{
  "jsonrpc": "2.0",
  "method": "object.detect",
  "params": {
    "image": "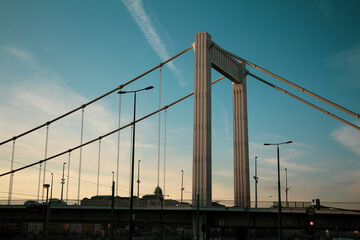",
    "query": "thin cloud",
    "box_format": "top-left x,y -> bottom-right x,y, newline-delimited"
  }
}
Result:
262,185 -> 277,191
121,0 -> 185,86
325,45 -> 360,88
4,45 -> 35,66
0,46 -> 166,200
213,96 -> 231,140
331,123 -> 360,157
261,144 -> 324,173
282,161 -> 324,173
262,156 -> 324,173
0,45 -> 196,201
213,170 -> 232,178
